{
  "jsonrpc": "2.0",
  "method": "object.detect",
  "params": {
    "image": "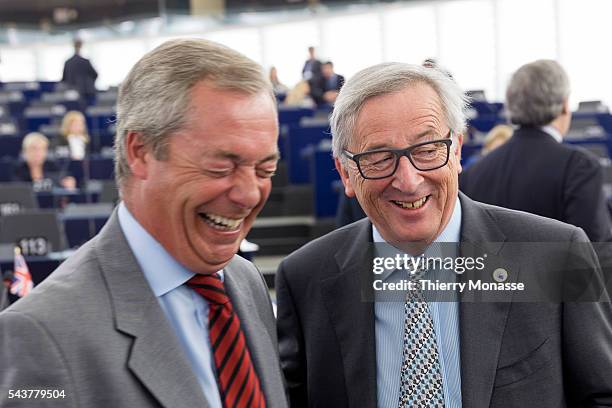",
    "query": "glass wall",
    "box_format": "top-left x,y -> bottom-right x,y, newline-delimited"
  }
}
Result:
0,0 -> 609,107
